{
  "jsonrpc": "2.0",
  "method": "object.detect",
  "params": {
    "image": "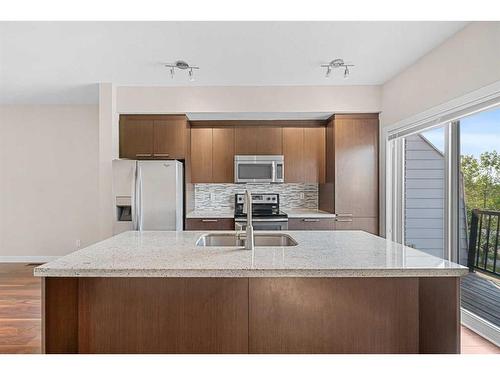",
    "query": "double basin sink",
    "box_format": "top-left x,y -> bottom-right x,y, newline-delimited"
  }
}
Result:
196,233 -> 298,247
